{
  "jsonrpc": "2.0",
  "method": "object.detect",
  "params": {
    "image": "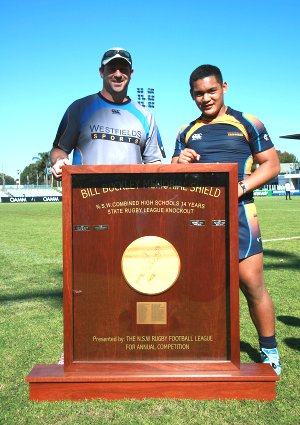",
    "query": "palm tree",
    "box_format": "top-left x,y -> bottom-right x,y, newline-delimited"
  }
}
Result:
32,152 -> 51,185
